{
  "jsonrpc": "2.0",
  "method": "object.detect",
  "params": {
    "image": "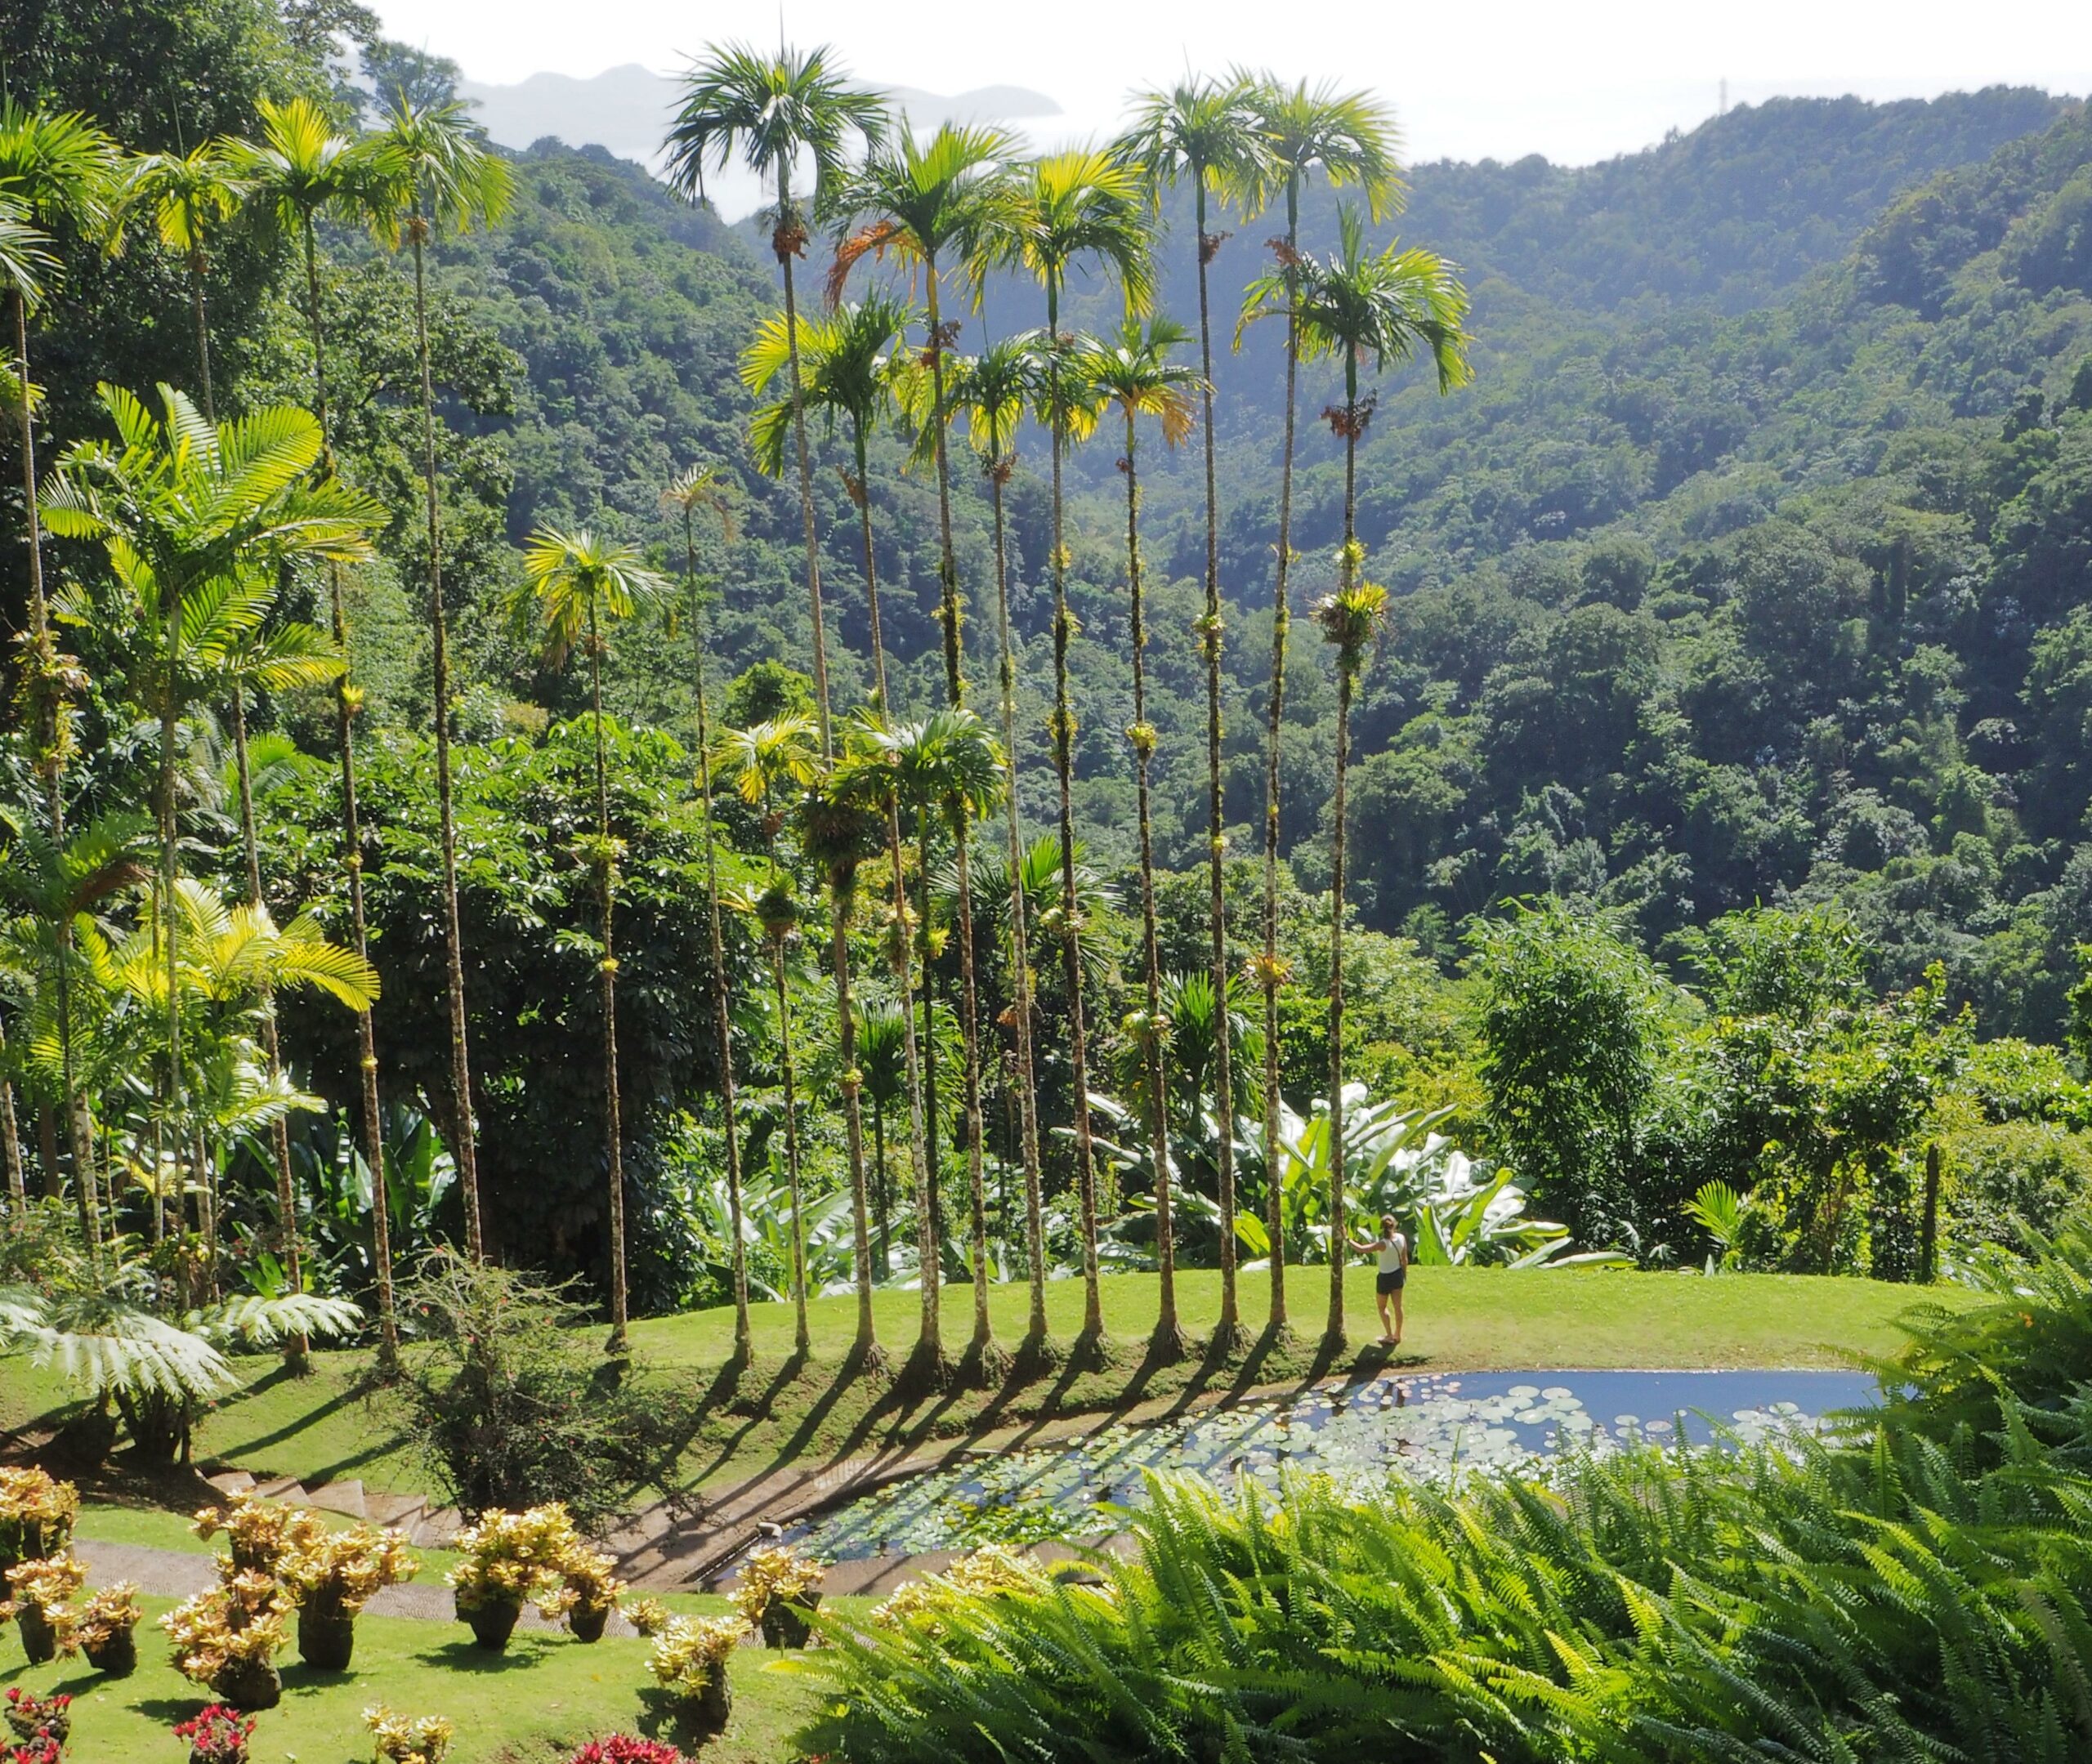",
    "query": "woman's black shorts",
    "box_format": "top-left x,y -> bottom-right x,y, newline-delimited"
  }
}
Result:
1377,1270 -> 1406,1294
